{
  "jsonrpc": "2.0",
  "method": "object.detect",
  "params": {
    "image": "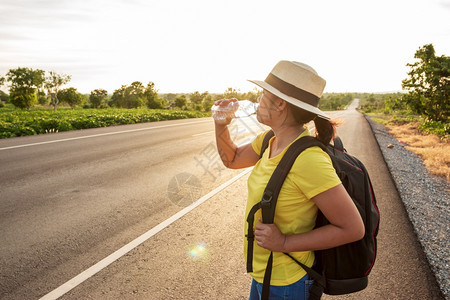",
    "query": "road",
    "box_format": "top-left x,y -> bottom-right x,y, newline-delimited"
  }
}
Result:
0,101 -> 442,299
0,116 -> 262,299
